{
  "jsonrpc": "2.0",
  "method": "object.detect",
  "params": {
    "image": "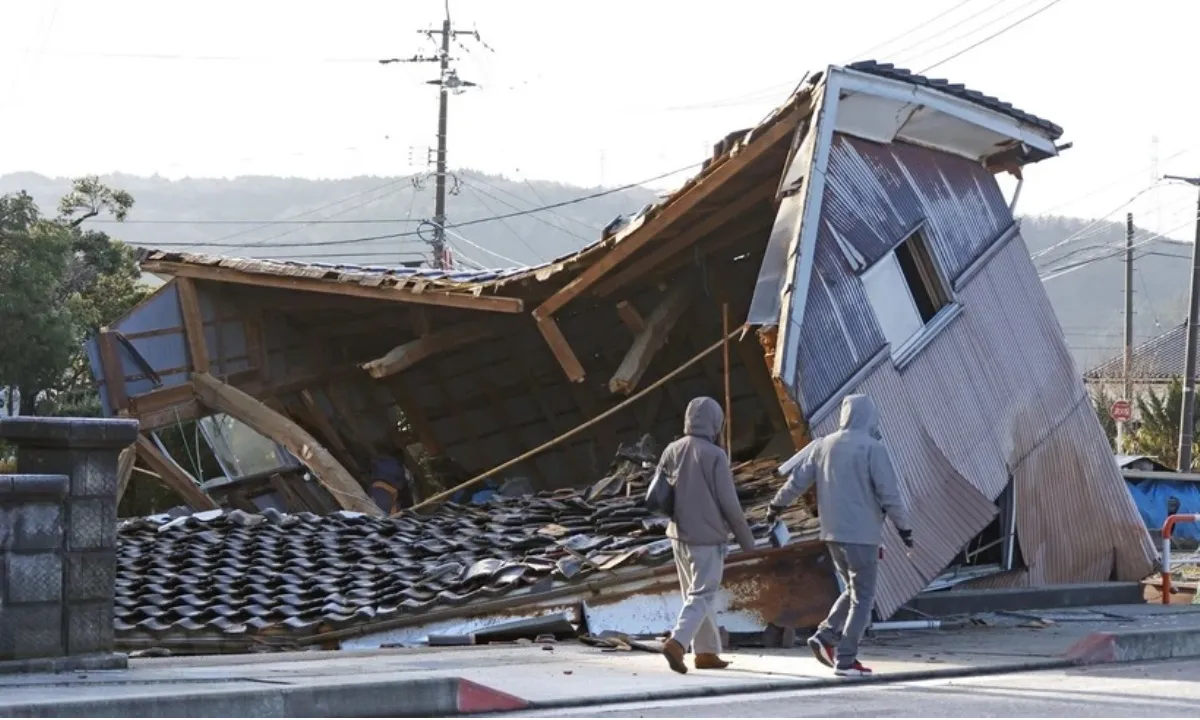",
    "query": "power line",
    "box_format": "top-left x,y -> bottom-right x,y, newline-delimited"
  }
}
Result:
891,0 -> 1042,68
88,217 -> 425,225
463,178 -> 589,242
139,162 -> 702,250
920,0 -> 1068,73
459,183 -> 547,262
